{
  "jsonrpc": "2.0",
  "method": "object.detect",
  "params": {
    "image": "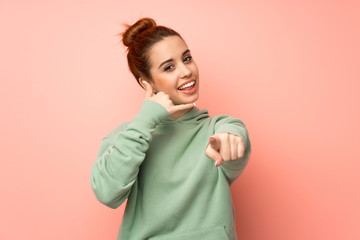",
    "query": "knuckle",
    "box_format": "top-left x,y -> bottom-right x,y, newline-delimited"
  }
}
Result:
205,149 -> 211,156
219,135 -> 225,141
239,148 -> 245,156
229,134 -> 235,141
221,134 -> 229,141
